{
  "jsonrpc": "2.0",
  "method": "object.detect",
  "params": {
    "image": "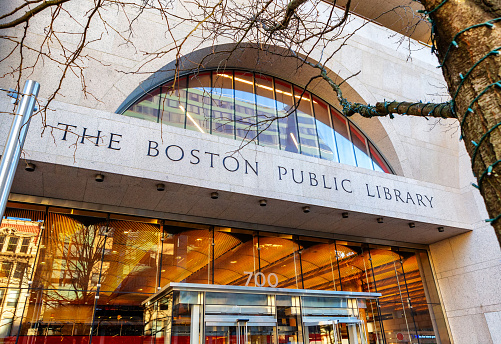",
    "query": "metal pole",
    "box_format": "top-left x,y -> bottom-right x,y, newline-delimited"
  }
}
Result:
0,80 -> 40,224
